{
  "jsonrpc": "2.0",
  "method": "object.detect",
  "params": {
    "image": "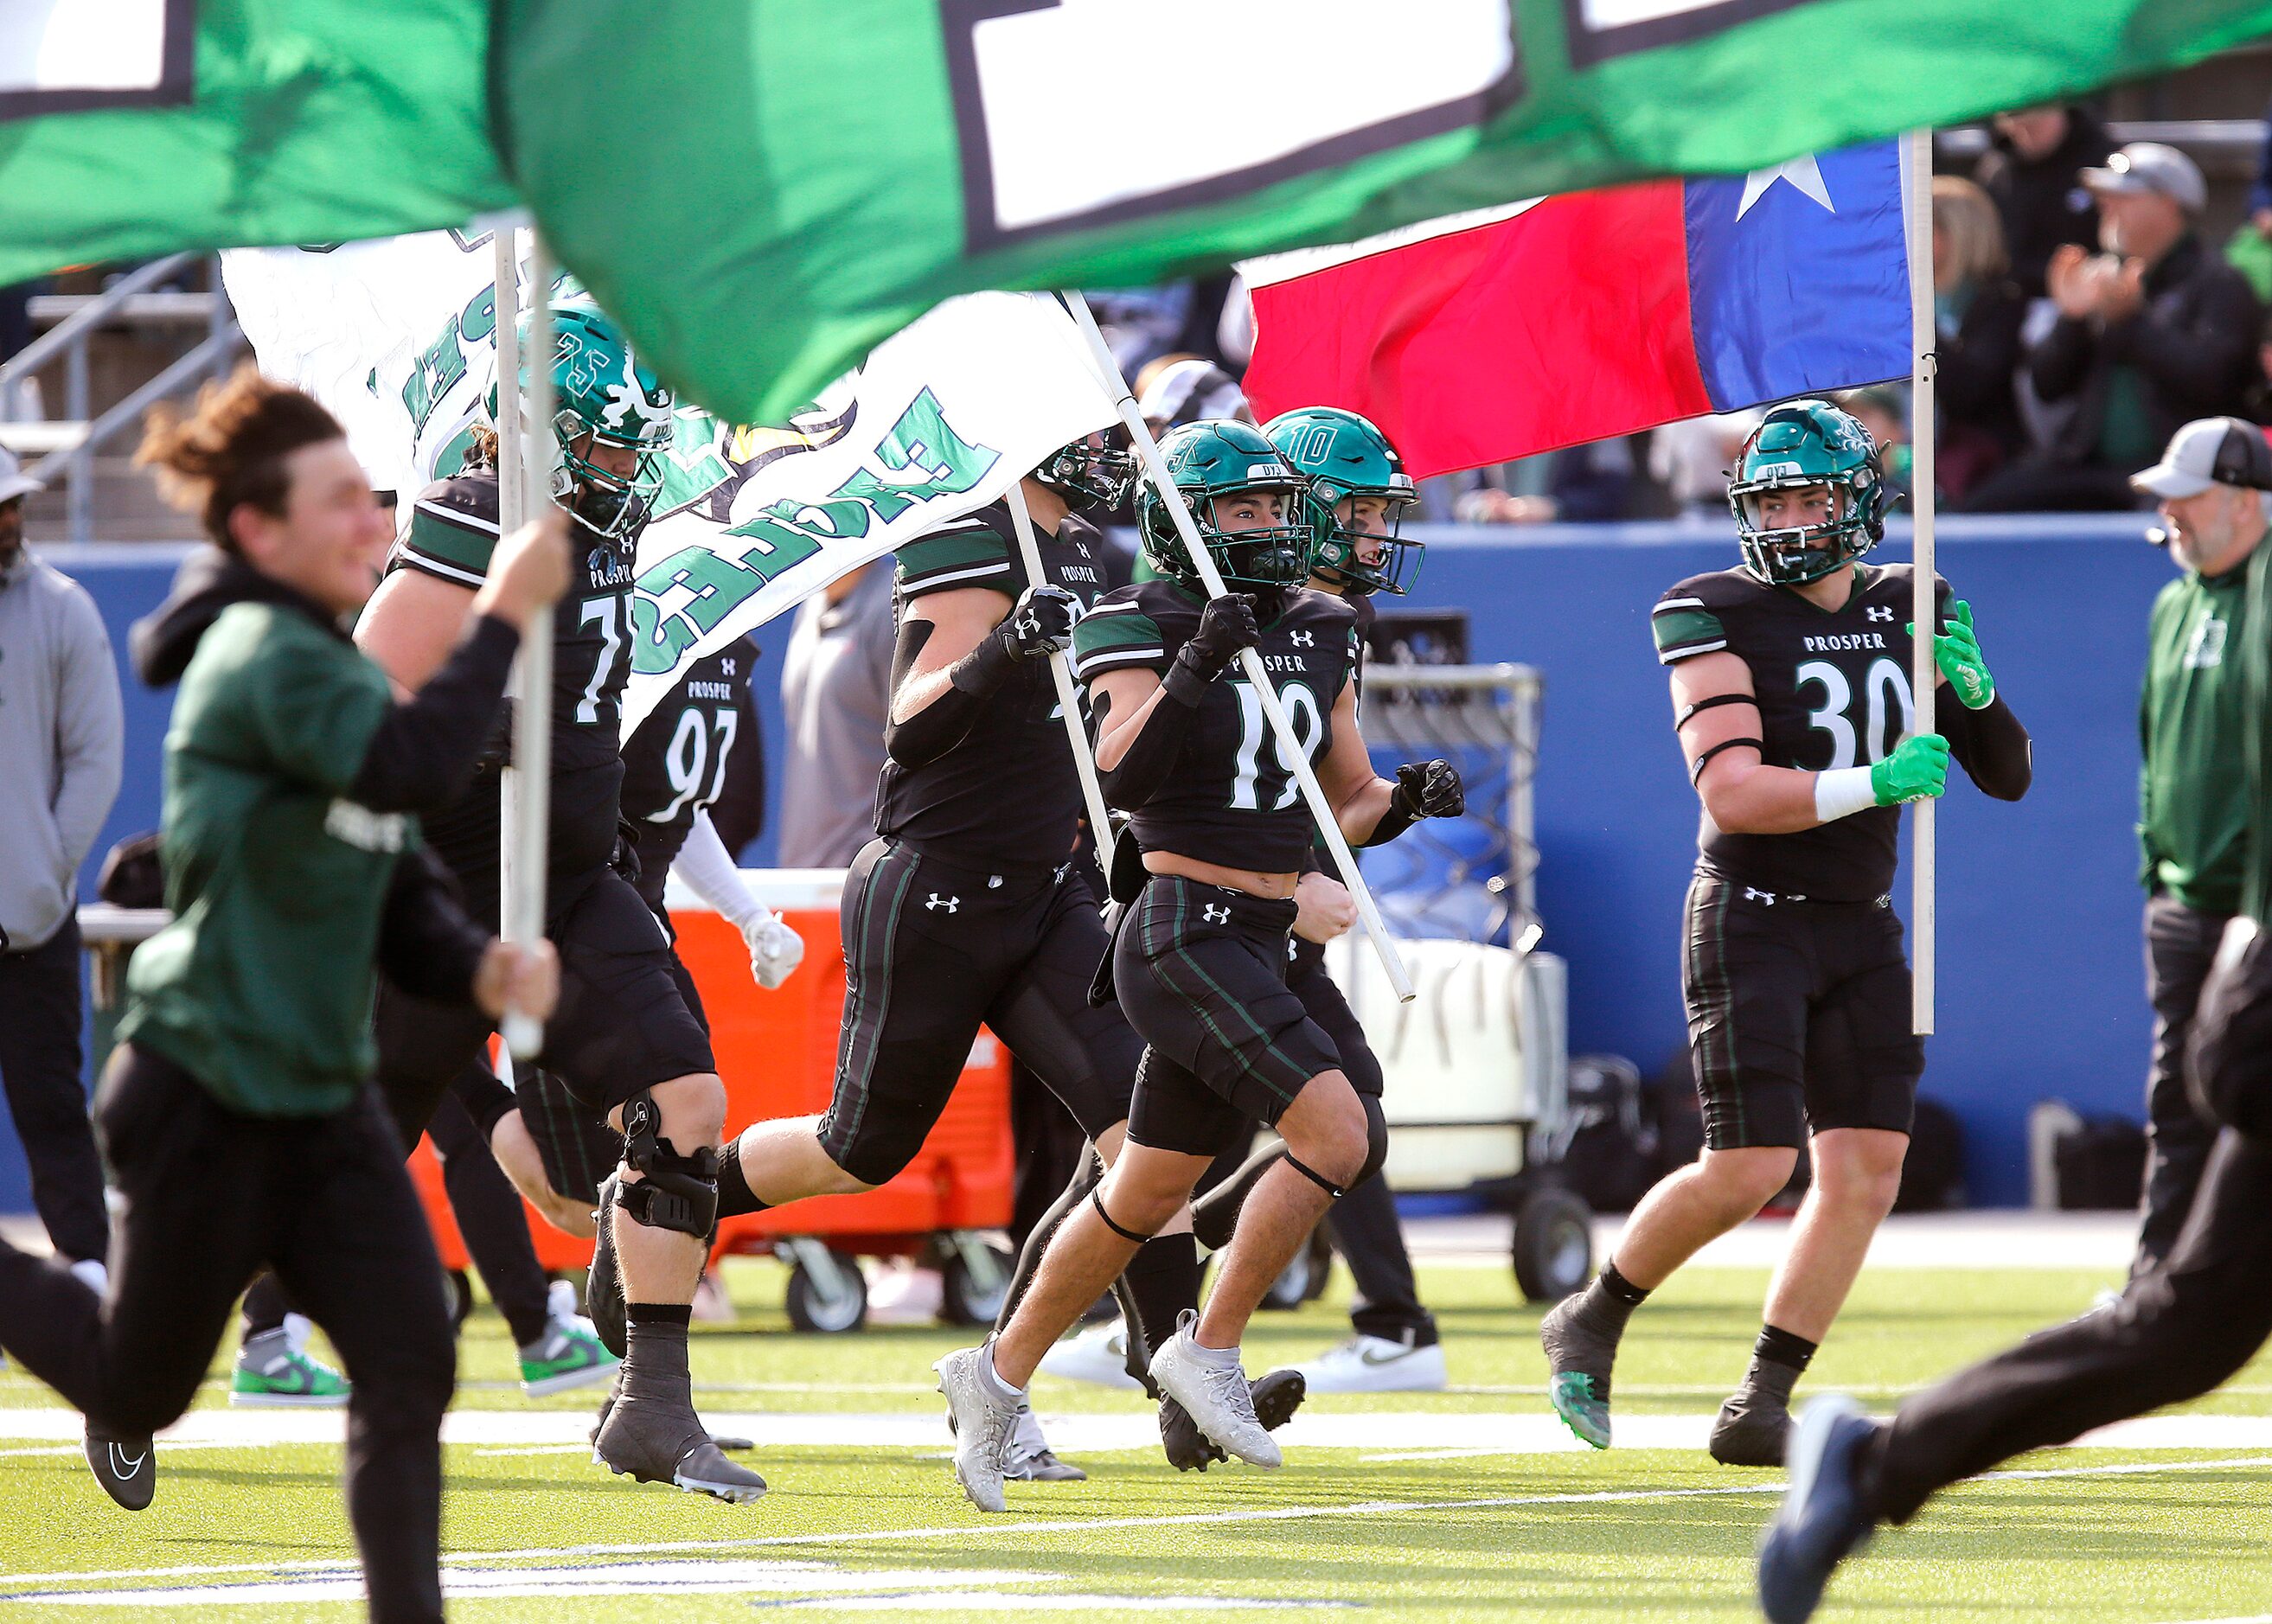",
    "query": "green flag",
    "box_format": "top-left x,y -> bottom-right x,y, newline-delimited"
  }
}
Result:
0,0 -> 507,282
500,0 -> 2272,423
5,1 -> 2269,426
